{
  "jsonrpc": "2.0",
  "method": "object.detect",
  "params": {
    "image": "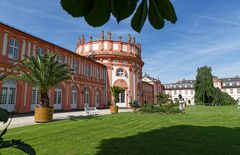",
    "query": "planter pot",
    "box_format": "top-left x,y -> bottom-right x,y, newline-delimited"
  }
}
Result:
35,107 -> 54,123
110,106 -> 118,114
133,107 -> 138,112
